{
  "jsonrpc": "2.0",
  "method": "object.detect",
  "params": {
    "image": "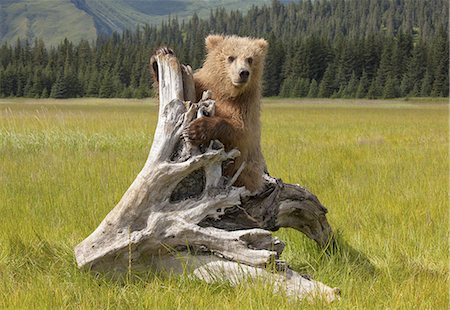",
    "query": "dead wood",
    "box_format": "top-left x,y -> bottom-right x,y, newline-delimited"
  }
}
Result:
74,50 -> 338,302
